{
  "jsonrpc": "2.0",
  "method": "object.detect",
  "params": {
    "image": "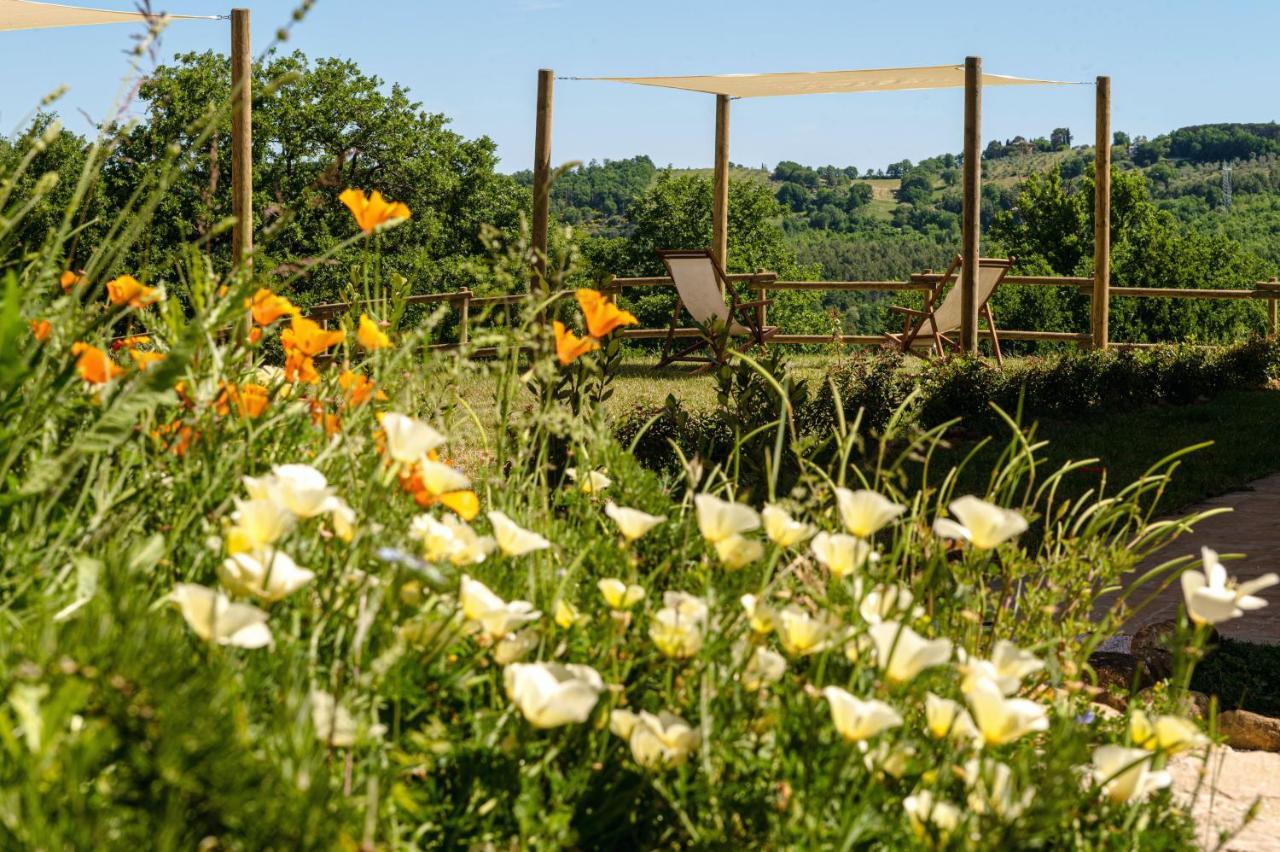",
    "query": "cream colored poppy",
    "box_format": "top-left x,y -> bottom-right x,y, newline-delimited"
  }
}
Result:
903,790 -> 961,840
487,510 -> 551,557
1089,745 -> 1171,804
834,487 -> 905,538
868,621 -> 952,683
380,412 -> 446,465
1129,709 -> 1207,755
625,710 -> 700,769
963,676 -> 1050,747
411,514 -> 495,566
504,662 -> 604,728
924,692 -> 980,743
961,757 -> 1035,821
693,493 -> 760,544
932,496 -> 1028,550
597,578 -> 646,610
776,606 -> 833,657
857,582 -> 916,625
1181,546 -> 1277,626
458,574 -> 540,640
958,640 -> 1044,695
244,464 -> 335,518
740,594 -> 777,635
565,467 -> 612,494
170,583 -> 272,648
810,532 -> 874,578
225,498 -> 296,554
714,534 -> 764,569
219,549 -> 314,602
603,502 -> 664,543
737,642 -> 787,690
761,504 -> 816,548
821,686 -> 902,742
